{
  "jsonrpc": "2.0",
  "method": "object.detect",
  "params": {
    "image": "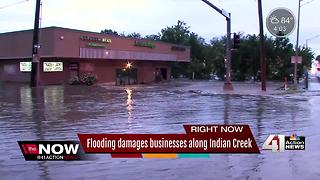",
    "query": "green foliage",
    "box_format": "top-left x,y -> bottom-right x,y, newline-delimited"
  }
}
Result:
297,46 -> 315,78
68,76 -> 81,85
126,32 -> 142,39
101,21 -> 315,81
205,37 -> 226,79
160,20 -> 190,45
69,73 -> 98,86
101,29 -> 119,36
145,34 -> 161,41
80,73 -> 98,86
